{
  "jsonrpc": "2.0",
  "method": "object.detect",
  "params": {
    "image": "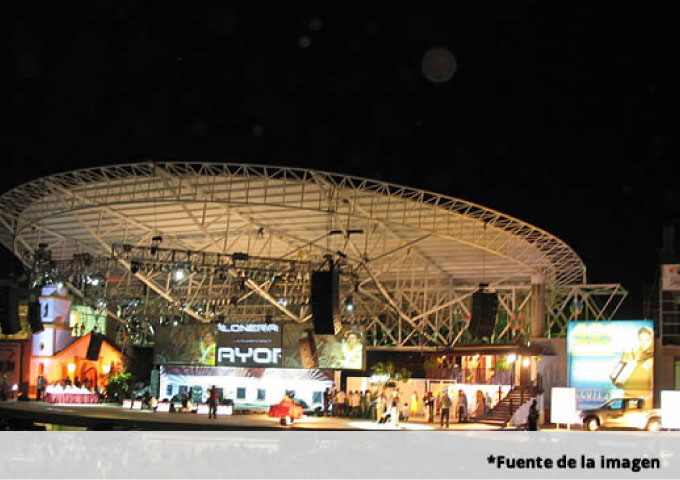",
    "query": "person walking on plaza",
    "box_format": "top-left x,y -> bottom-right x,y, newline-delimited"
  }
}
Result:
207,385 -> 218,419
439,390 -> 452,428
527,399 -> 539,431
